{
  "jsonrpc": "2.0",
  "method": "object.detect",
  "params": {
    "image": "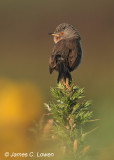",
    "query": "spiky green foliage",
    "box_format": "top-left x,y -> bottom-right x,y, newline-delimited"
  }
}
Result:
44,83 -> 97,160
